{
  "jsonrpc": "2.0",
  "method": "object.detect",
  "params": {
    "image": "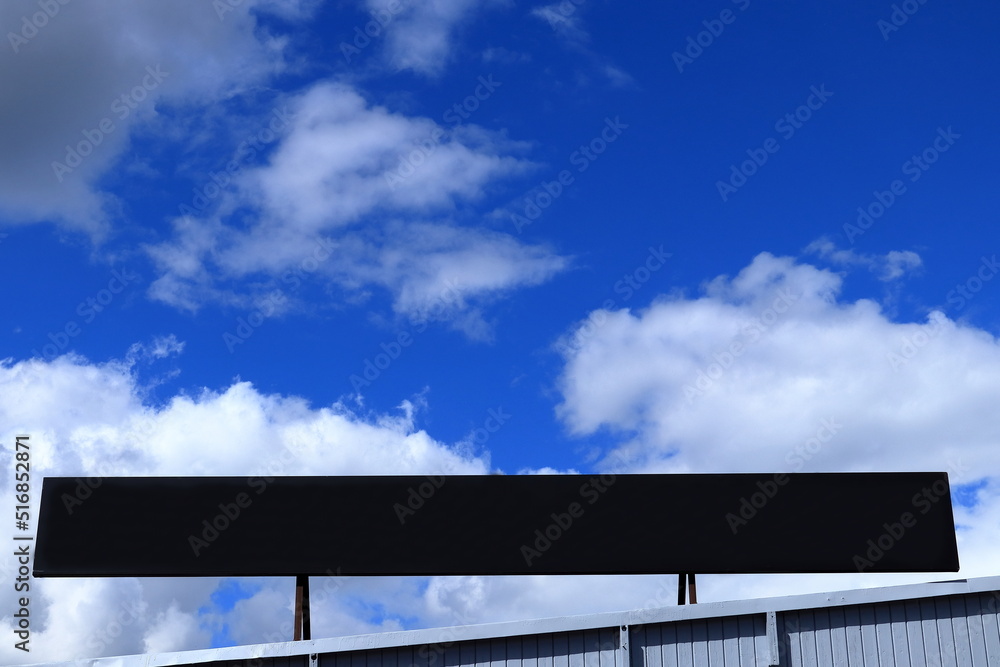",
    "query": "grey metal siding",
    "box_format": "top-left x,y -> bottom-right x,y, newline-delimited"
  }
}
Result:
776,592 -> 1000,667
299,630 -> 619,667
294,593 -> 999,667
324,631 -> 619,667
631,613 -> 769,667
